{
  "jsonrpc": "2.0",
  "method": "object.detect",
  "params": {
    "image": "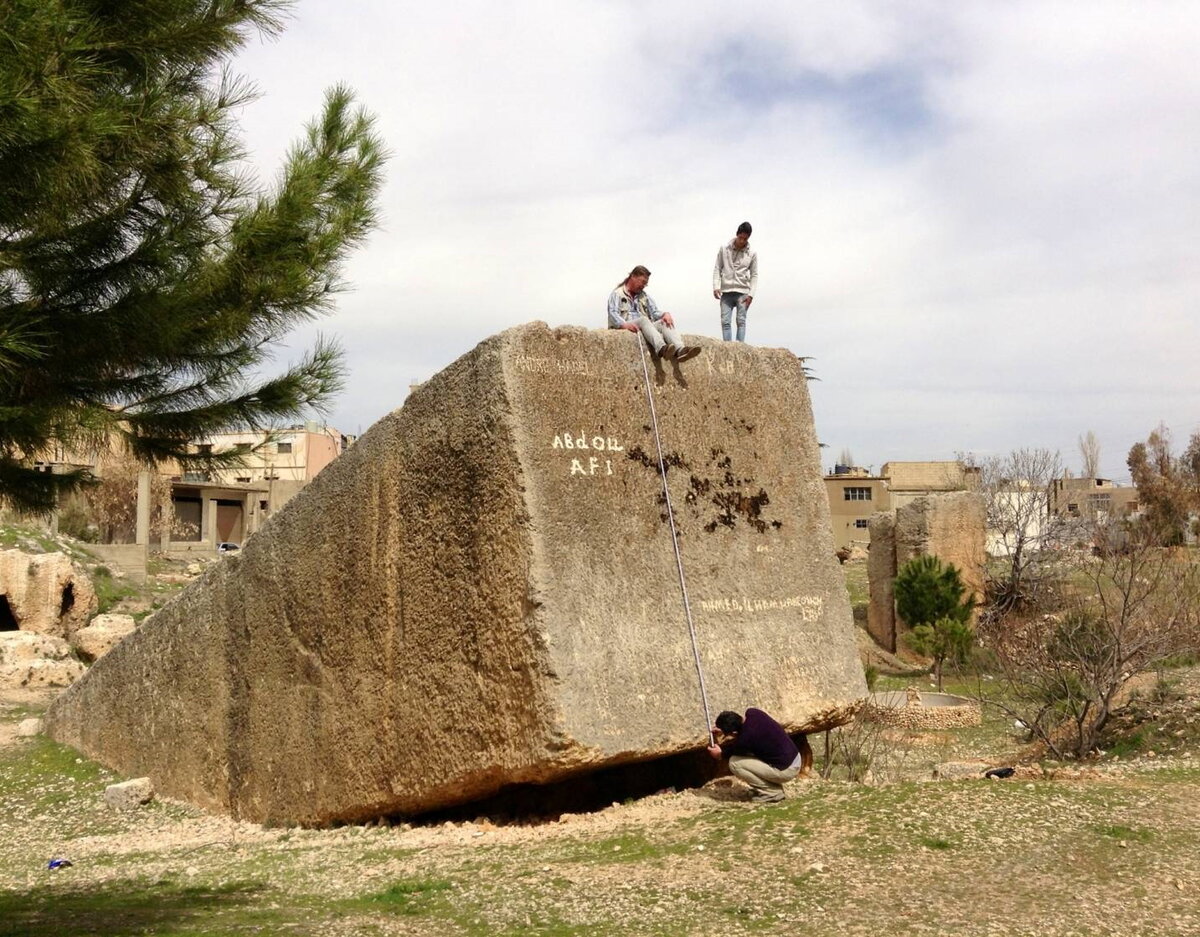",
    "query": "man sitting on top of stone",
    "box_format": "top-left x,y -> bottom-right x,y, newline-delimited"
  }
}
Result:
607,265 -> 699,361
707,707 -> 813,803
